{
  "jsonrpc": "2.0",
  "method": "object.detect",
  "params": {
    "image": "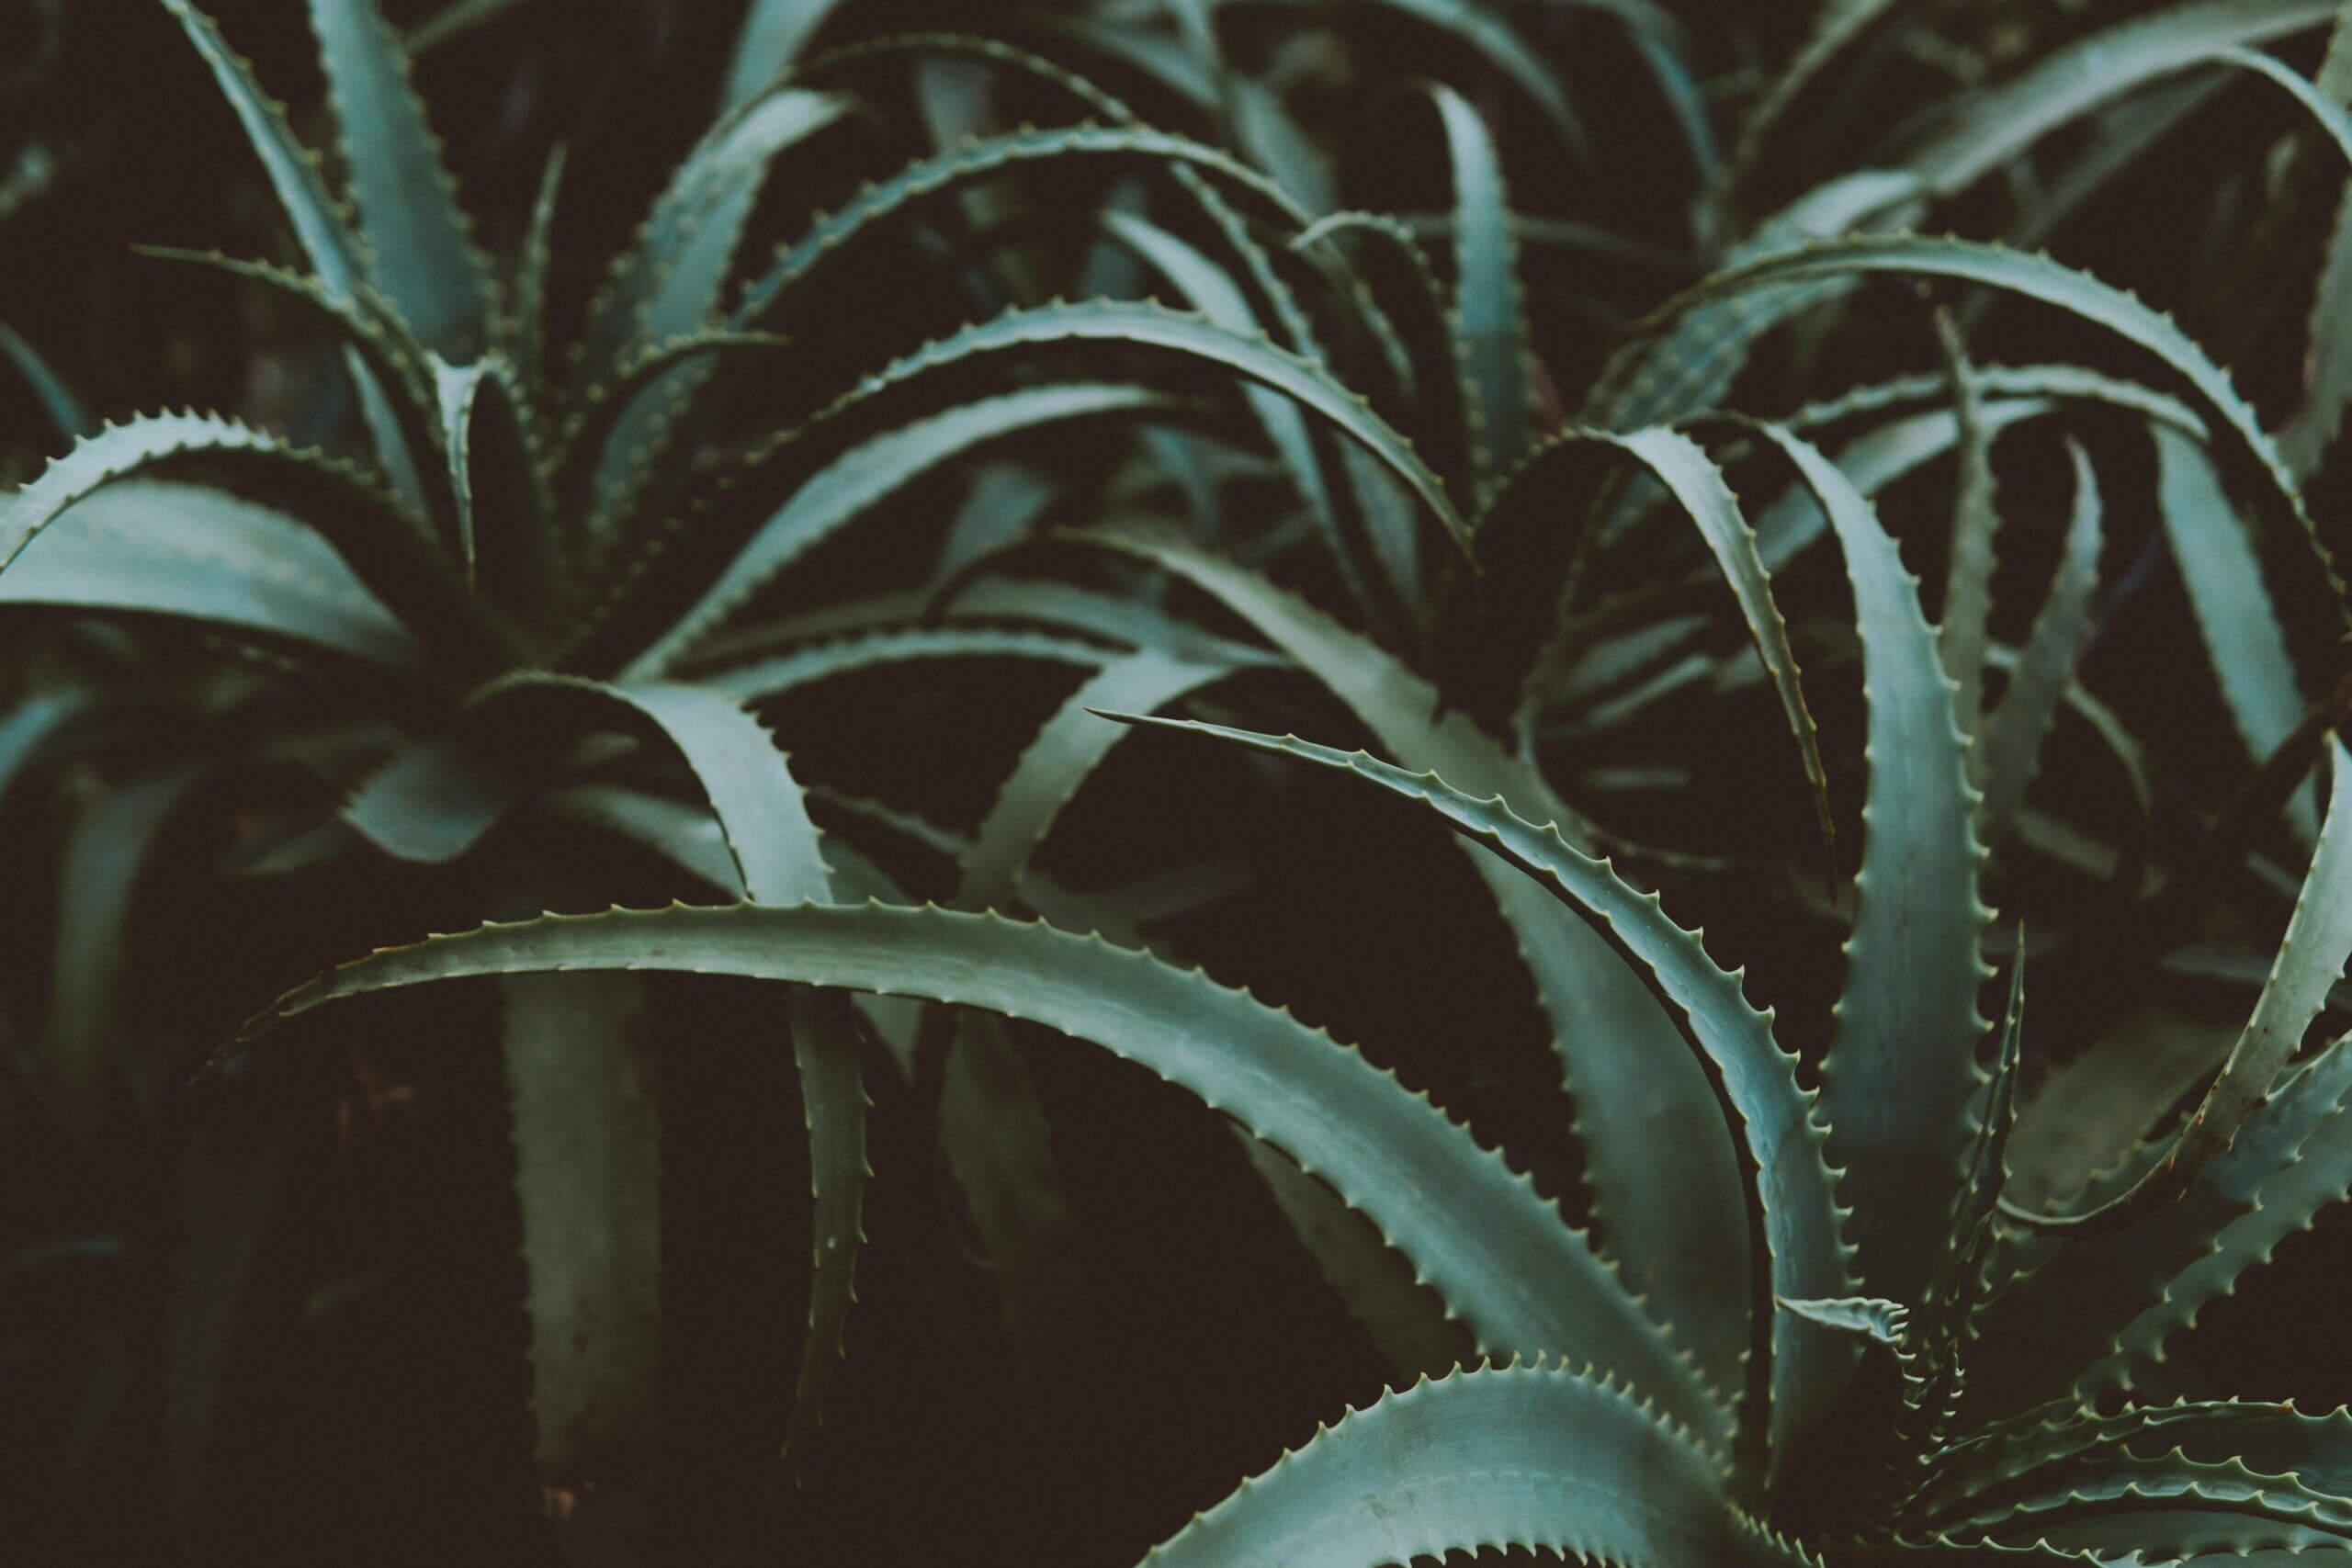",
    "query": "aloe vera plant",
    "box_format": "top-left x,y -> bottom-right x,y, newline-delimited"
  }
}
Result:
15,0 -> 2352,1560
